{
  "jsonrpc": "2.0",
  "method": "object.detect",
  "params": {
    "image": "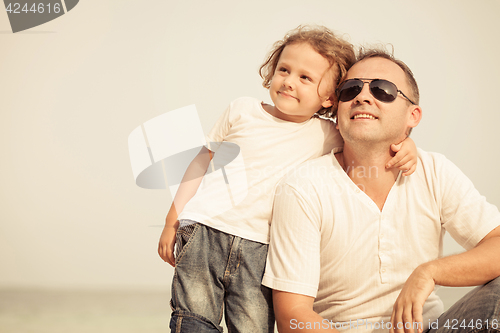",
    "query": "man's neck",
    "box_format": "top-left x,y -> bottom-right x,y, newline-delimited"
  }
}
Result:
336,144 -> 399,211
